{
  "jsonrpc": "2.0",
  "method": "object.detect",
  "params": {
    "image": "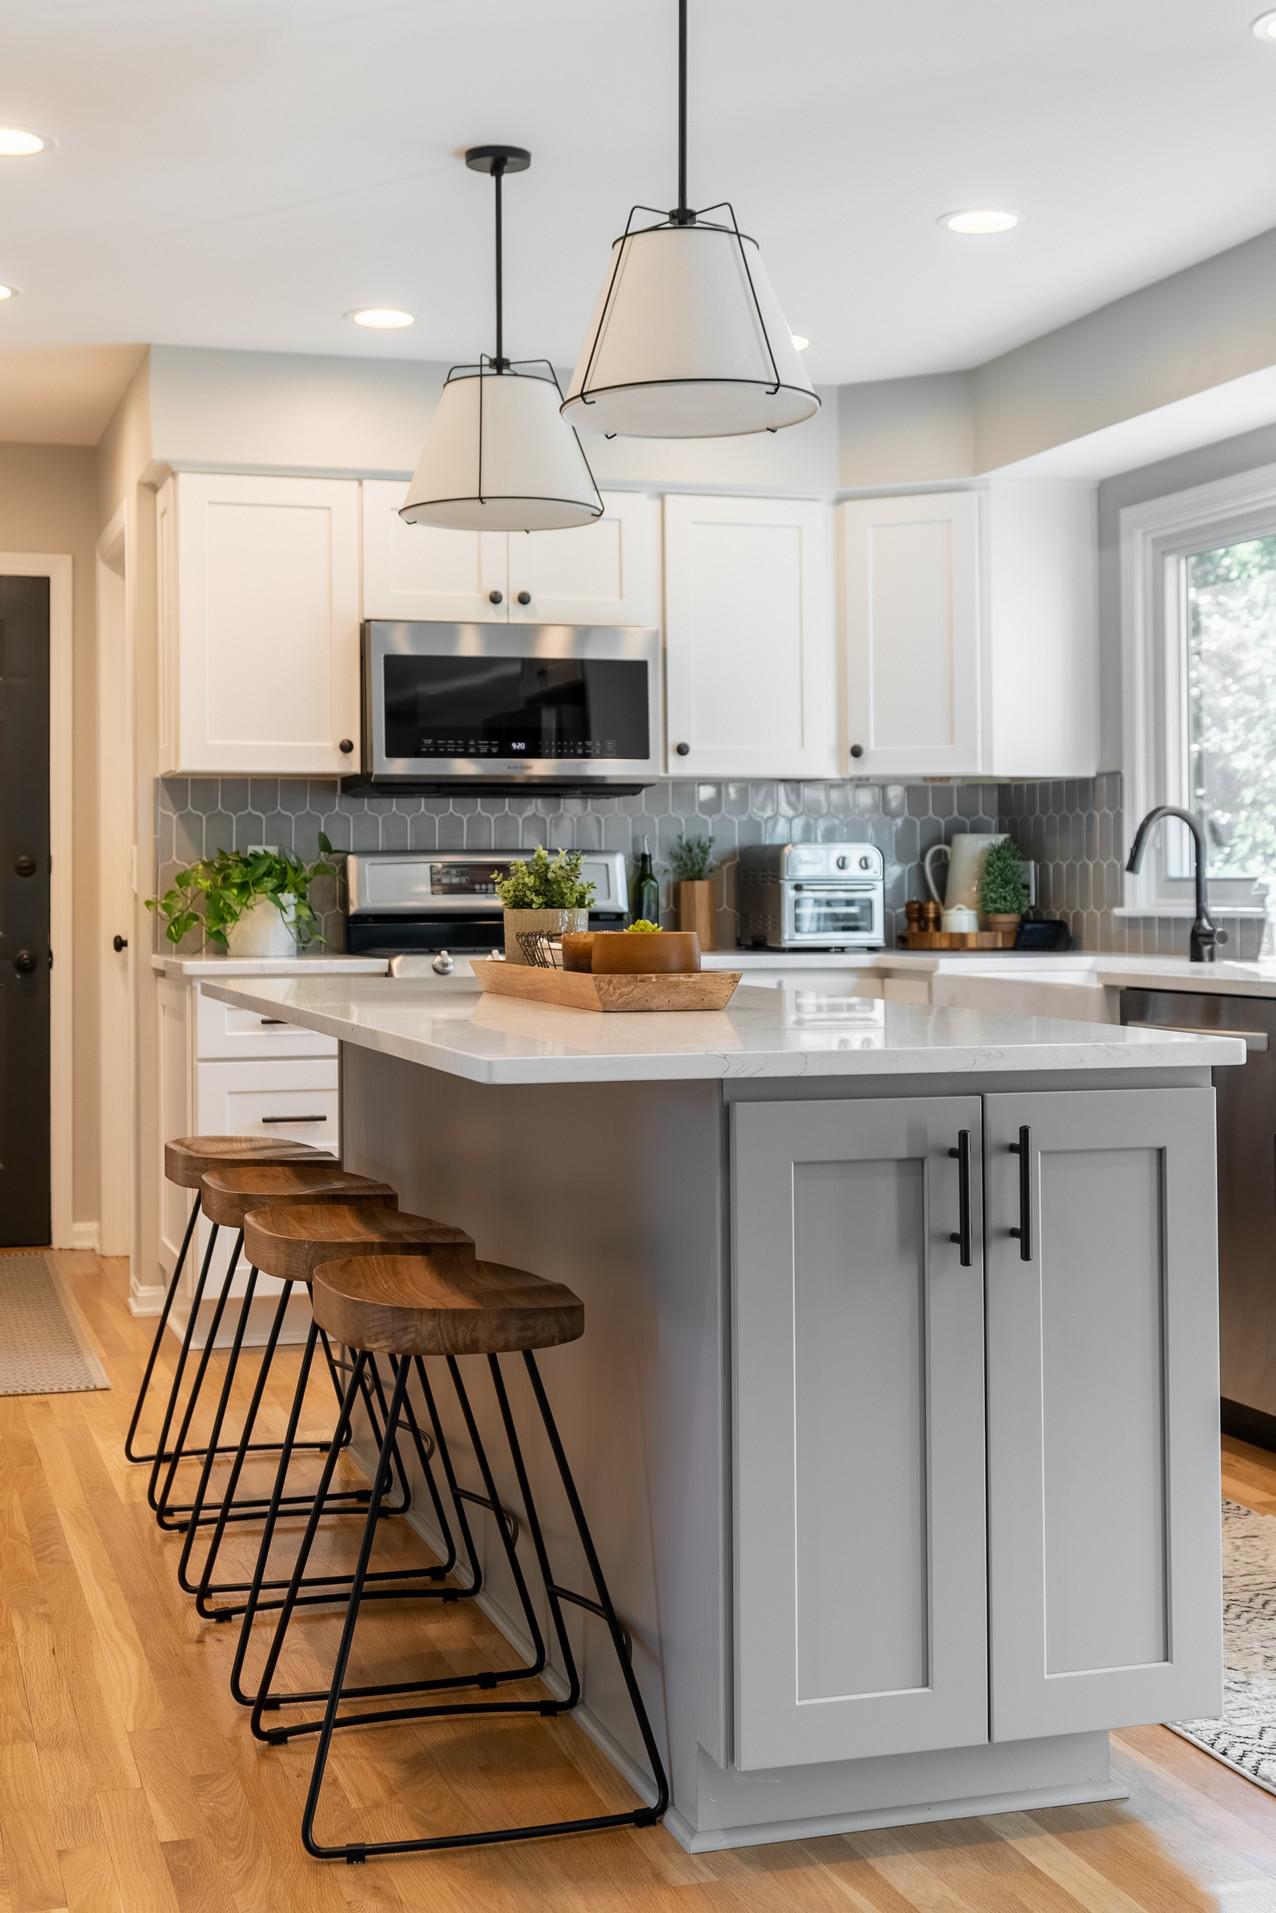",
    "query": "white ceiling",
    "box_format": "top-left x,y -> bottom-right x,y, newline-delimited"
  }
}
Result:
3,0 -> 1276,441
